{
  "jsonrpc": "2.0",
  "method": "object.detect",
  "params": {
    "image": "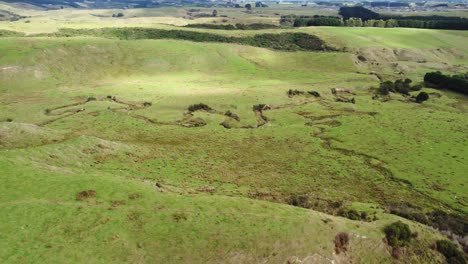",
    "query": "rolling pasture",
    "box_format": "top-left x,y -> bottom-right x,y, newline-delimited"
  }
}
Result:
0,3 -> 467,263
